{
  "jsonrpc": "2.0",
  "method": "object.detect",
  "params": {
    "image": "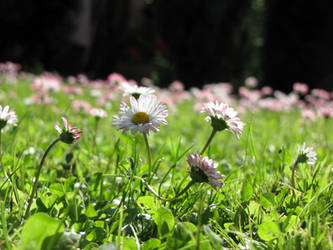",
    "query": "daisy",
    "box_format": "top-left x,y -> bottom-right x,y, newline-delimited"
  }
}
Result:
245,76 -> 258,88
121,82 -> 155,99
296,143 -> 317,166
54,117 -> 83,144
187,153 -> 225,190
201,101 -> 244,139
293,82 -> 309,95
113,95 -> 168,135
90,108 -> 107,119
0,105 -> 18,129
